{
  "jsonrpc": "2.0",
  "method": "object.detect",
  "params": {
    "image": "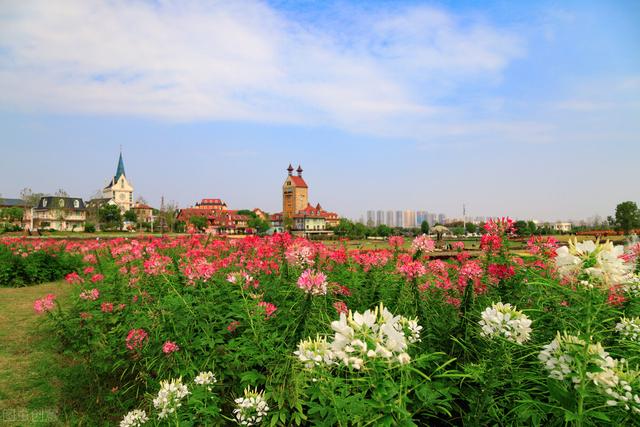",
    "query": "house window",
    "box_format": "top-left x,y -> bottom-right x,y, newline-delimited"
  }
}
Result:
58,199 -> 65,207
42,199 -> 48,208
73,200 -> 80,208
